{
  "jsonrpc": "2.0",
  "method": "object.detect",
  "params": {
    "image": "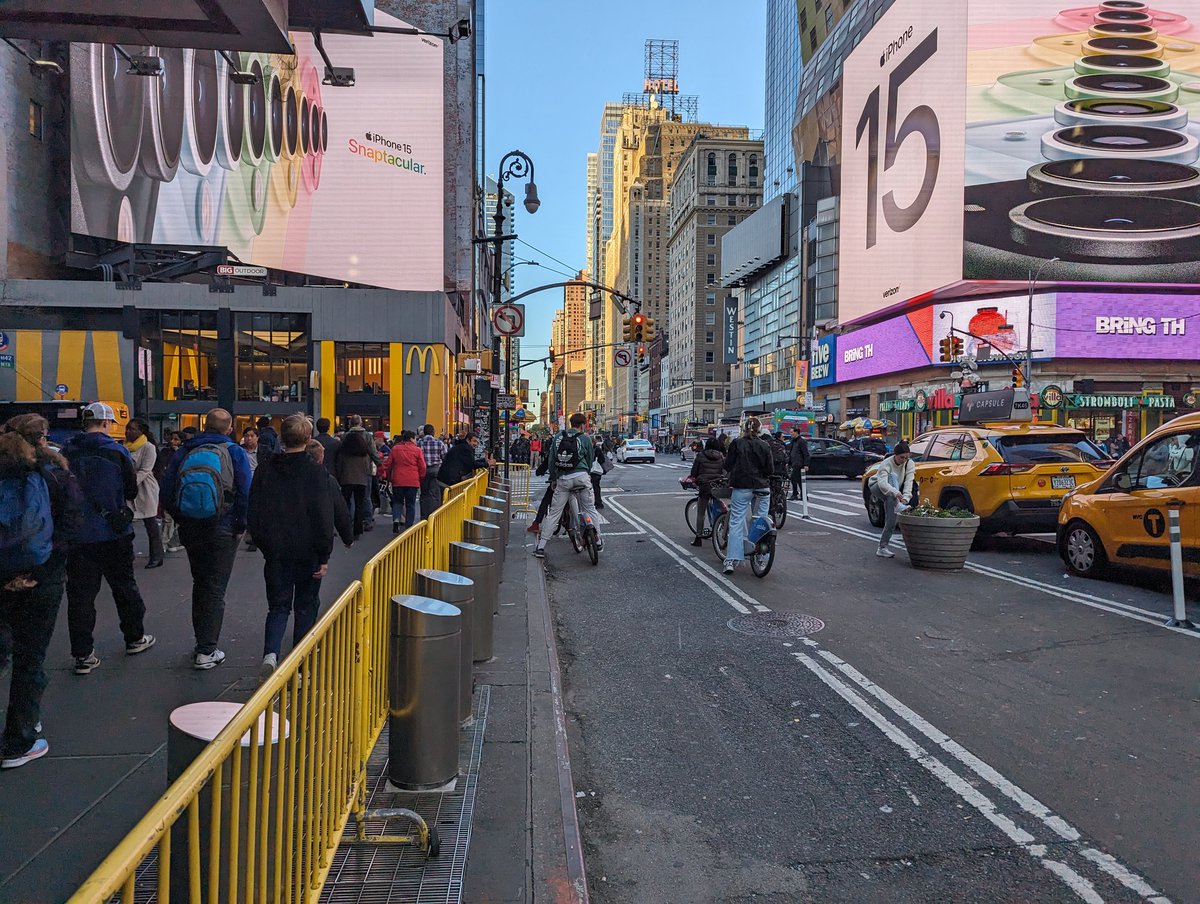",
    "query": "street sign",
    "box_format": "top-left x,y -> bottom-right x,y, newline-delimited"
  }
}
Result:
215,264 -> 268,278
958,387 -> 1032,424
55,383 -> 69,394
491,303 -> 526,337
0,354 -> 14,369
613,347 -> 632,368
497,393 -> 517,409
